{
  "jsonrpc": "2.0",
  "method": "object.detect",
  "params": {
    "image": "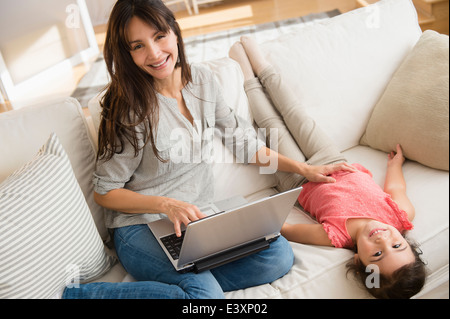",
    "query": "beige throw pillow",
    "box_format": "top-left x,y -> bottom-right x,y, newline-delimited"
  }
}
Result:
360,30 -> 449,171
